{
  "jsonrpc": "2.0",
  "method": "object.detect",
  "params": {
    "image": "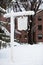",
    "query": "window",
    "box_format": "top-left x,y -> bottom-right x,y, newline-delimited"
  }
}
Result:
38,34 -> 42,39
38,25 -> 42,30
38,16 -> 42,21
